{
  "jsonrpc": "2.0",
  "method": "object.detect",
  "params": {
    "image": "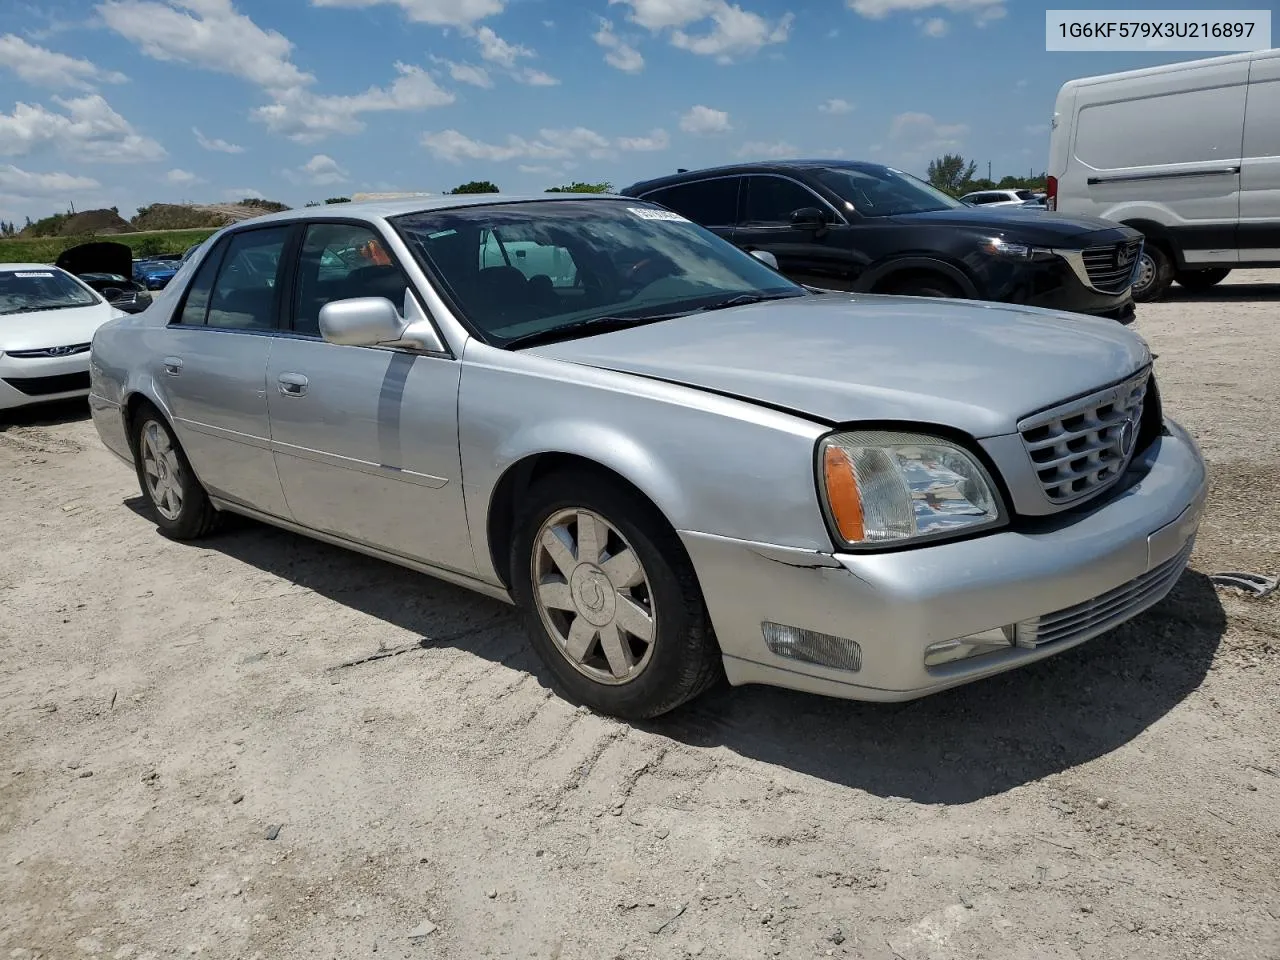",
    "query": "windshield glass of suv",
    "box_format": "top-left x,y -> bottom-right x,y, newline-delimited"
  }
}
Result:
392,199 -> 805,346
0,269 -> 98,316
815,165 -> 965,217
